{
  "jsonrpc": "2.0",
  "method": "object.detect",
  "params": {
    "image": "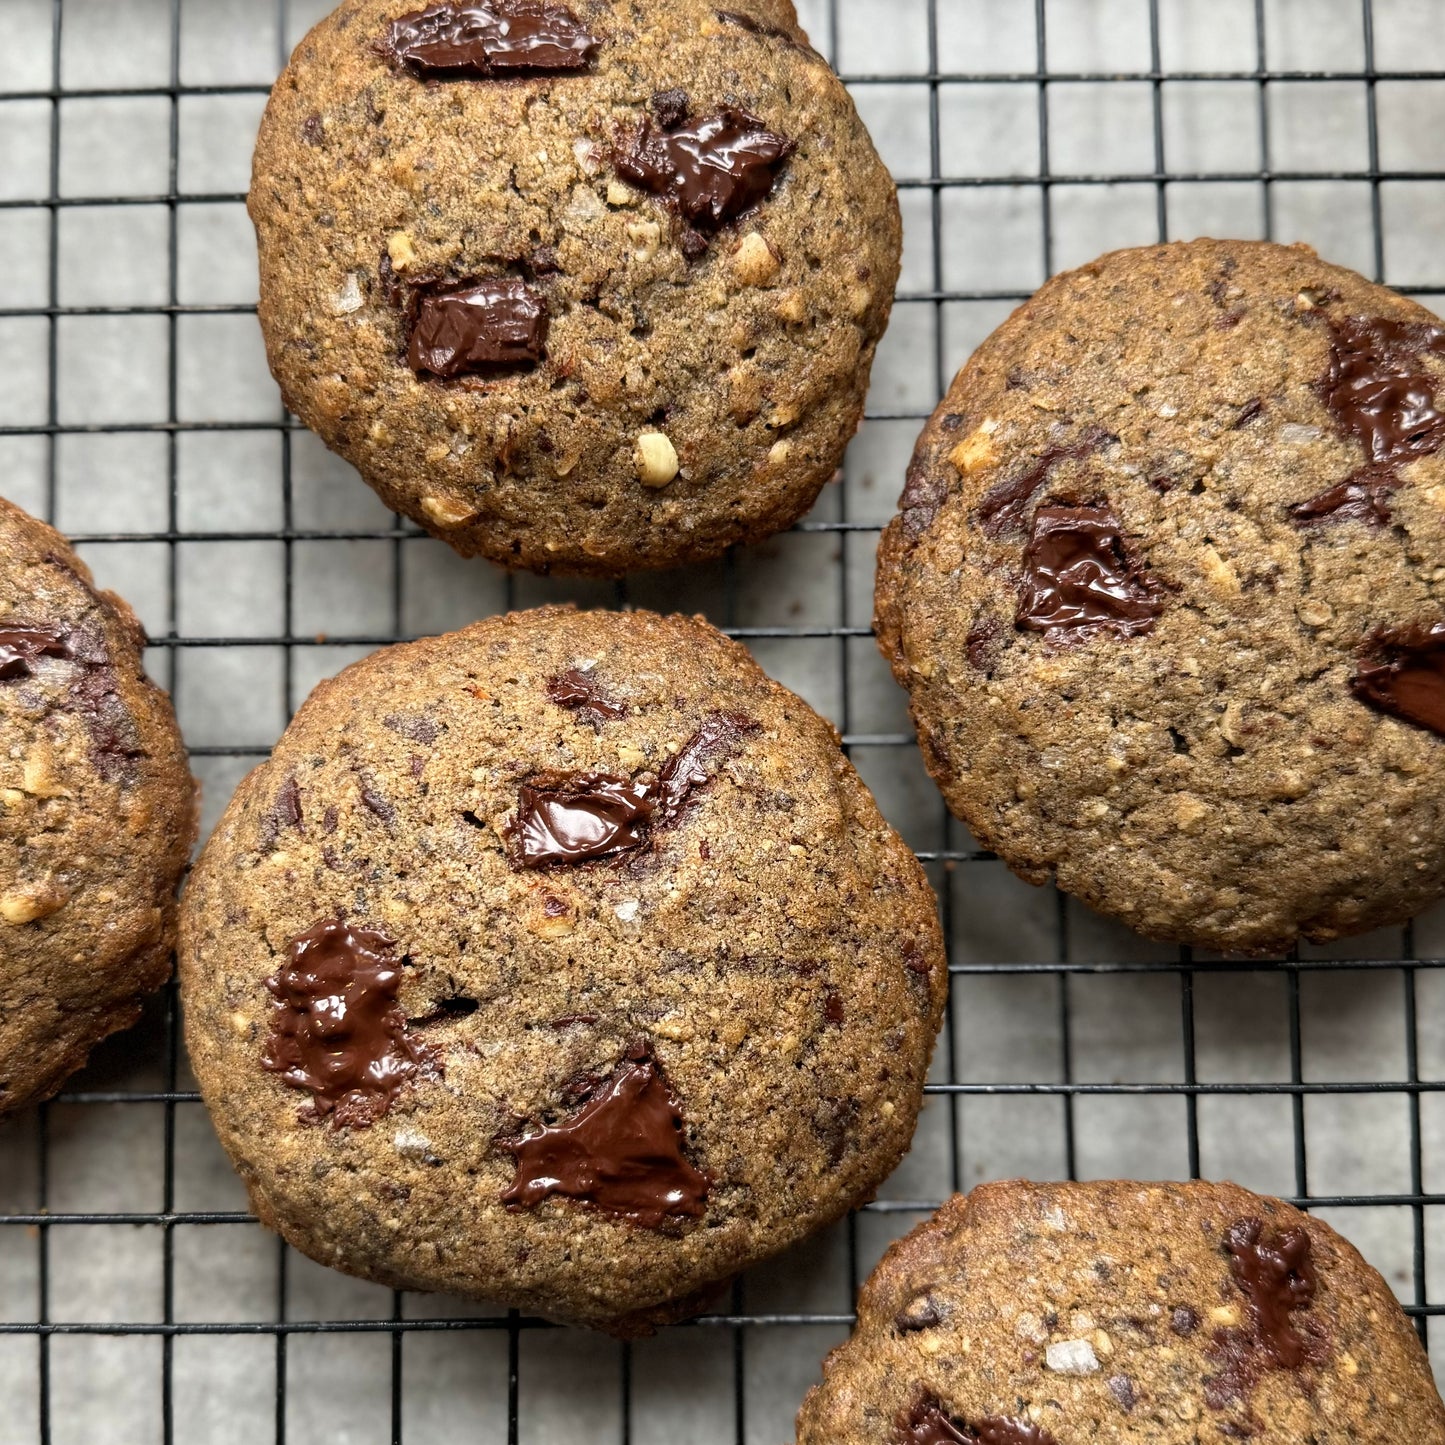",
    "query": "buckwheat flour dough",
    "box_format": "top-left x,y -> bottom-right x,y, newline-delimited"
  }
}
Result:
877,239 -> 1445,954
0,496 -> 195,1114
250,0 -> 901,575
796,1179 -> 1445,1444
181,607 -> 945,1333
